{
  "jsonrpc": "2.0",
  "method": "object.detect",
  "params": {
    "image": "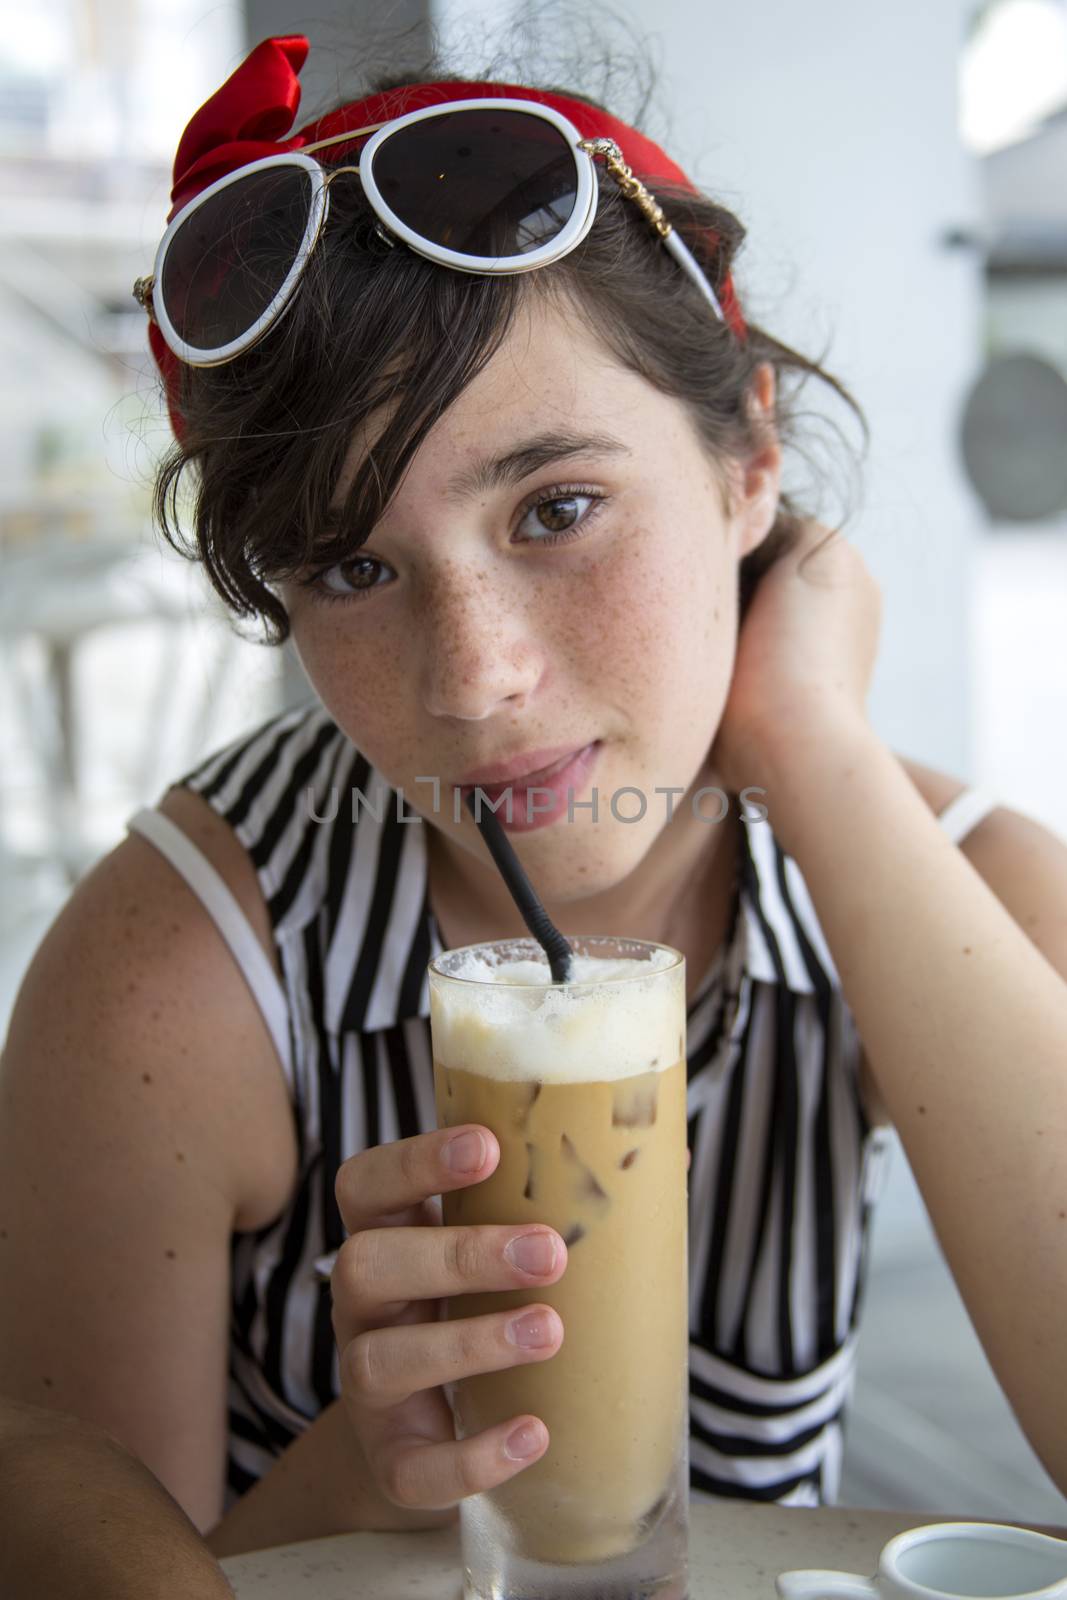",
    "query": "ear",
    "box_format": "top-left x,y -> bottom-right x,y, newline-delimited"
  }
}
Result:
733,362 -> 782,559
